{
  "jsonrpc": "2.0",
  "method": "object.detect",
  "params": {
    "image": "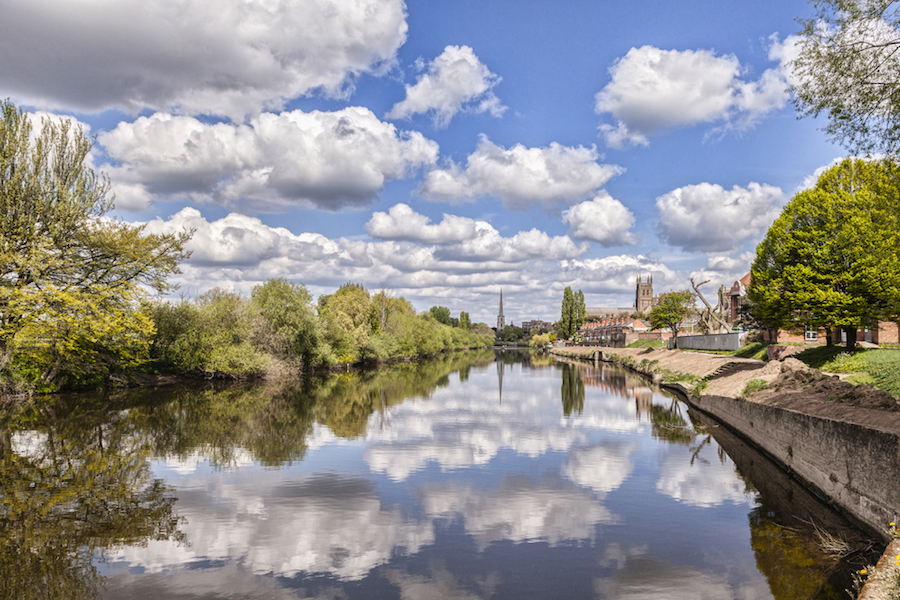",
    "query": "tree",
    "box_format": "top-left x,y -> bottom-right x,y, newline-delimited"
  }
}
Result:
318,283 -> 375,362
428,305 -> 452,326
251,278 -> 320,367
458,311 -> 472,330
498,325 -> 524,342
749,158 -> 900,348
559,287 -> 576,339
575,290 -> 586,331
791,0 -> 900,154
649,290 -> 695,349
0,100 -> 191,391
